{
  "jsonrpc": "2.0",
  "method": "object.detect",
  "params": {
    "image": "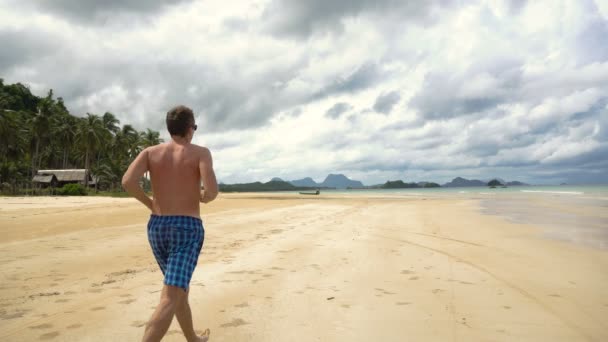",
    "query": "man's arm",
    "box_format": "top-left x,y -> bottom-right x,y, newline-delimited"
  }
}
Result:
121,148 -> 153,211
199,147 -> 218,204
